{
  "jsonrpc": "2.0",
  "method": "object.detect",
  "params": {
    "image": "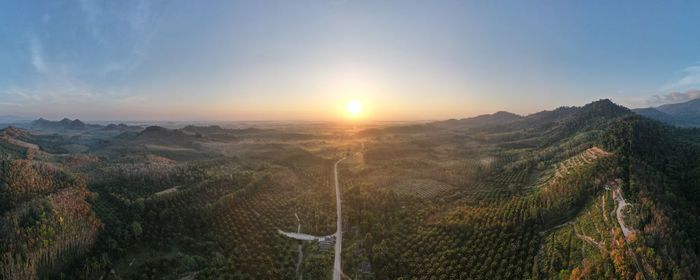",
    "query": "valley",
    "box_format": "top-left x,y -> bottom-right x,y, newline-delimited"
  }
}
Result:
2,100 -> 700,279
